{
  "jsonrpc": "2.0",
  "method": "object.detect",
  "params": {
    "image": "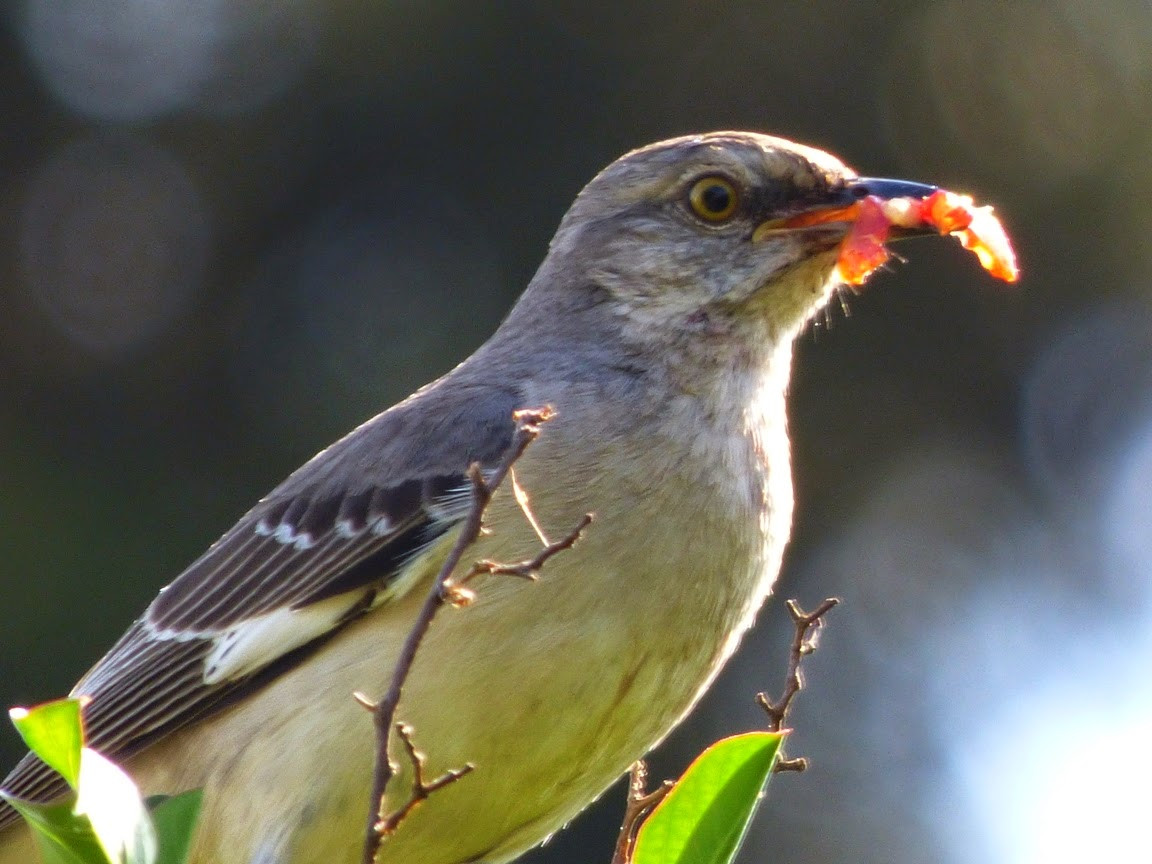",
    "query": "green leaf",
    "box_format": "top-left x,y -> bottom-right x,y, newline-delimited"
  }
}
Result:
0,793 -> 107,864
2,754 -> 158,864
5,698 -> 161,863
9,699 -> 86,789
149,791 -> 202,864
632,731 -> 784,864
